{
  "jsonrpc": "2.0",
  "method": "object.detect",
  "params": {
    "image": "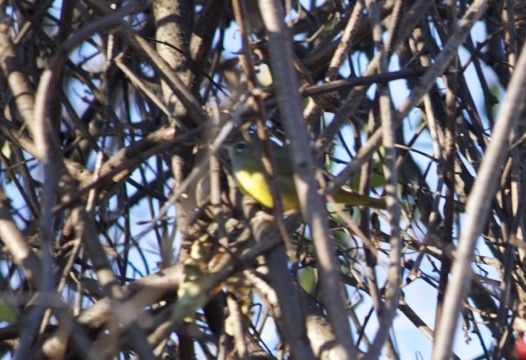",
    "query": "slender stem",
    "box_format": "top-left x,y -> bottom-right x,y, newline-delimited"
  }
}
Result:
432,17 -> 526,360
257,1 -> 356,358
